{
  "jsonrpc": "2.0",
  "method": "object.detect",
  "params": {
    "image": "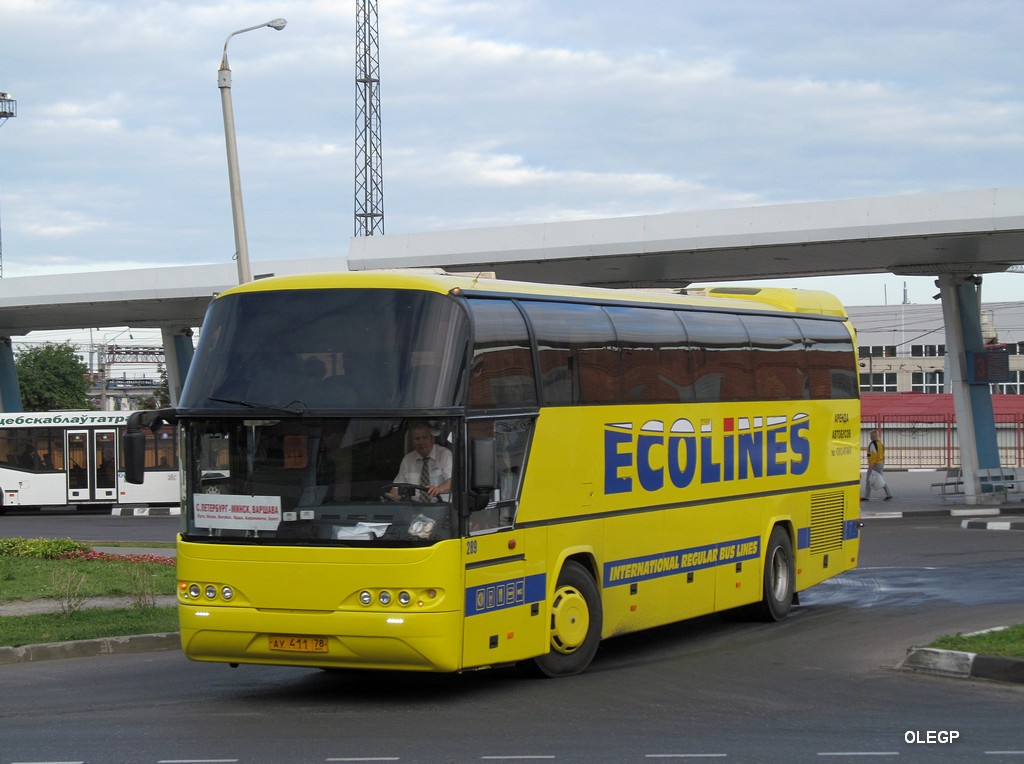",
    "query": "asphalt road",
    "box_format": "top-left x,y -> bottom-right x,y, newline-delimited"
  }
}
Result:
0,503 -> 180,544
2,477 -> 1024,763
